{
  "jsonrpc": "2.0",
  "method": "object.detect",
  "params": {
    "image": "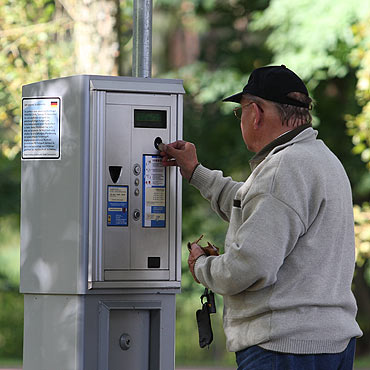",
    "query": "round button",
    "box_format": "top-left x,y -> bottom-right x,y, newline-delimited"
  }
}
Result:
134,188 -> 140,196
119,334 -> 131,351
133,164 -> 141,176
134,178 -> 140,186
133,209 -> 140,221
